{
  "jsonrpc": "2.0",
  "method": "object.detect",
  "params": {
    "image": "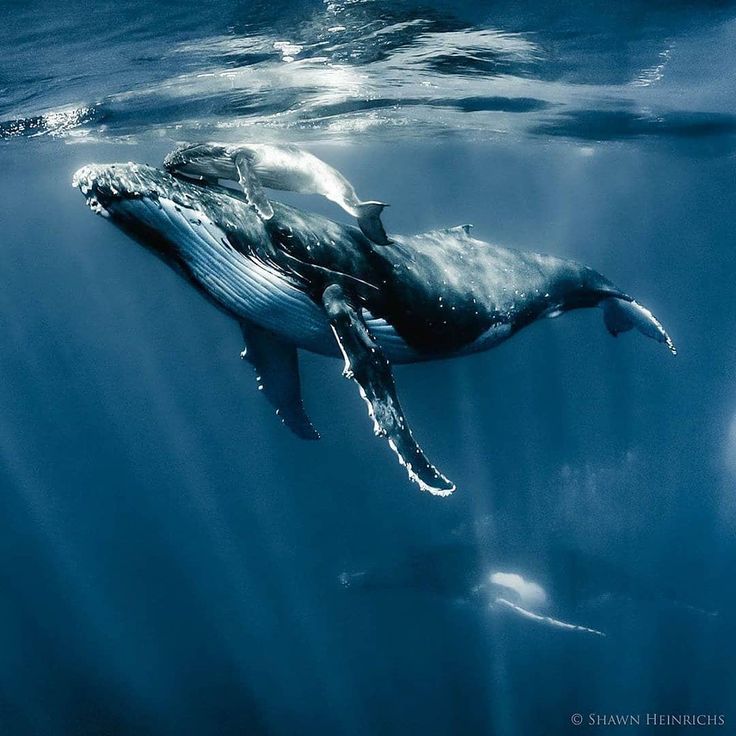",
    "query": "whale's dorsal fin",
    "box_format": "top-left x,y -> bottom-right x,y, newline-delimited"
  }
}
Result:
423,224 -> 473,239
239,321 -> 319,439
452,224 -> 473,235
321,283 -> 455,496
